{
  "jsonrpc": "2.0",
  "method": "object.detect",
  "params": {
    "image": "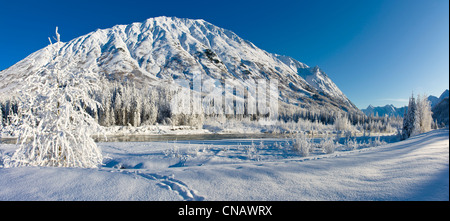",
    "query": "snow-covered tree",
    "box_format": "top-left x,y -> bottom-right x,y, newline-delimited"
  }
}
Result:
97,84 -> 115,127
3,44 -> 103,168
0,103 -> 3,127
131,95 -> 141,127
334,113 -> 351,132
140,89 -> 158,125
402,95 -> 416,139
320,134 -> 336,154
413,94 -> 432,135
113,86 -> 123,125
292,132 -> 312,157
402,93 -> 432,139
